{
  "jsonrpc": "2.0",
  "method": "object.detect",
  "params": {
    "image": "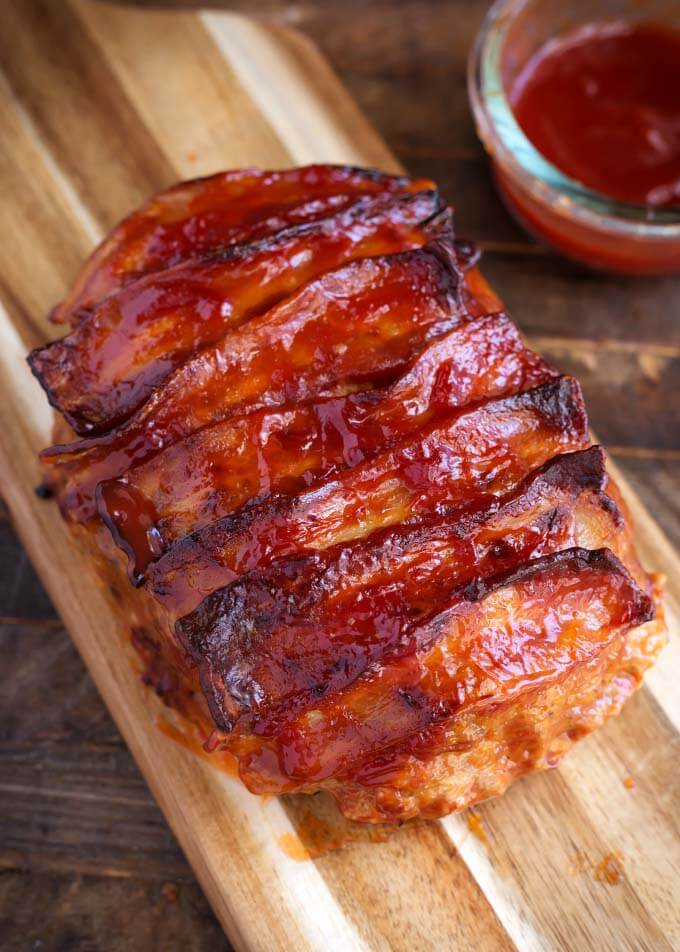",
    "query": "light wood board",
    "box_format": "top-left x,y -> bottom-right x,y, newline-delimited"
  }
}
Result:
0,2 -> 678,949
